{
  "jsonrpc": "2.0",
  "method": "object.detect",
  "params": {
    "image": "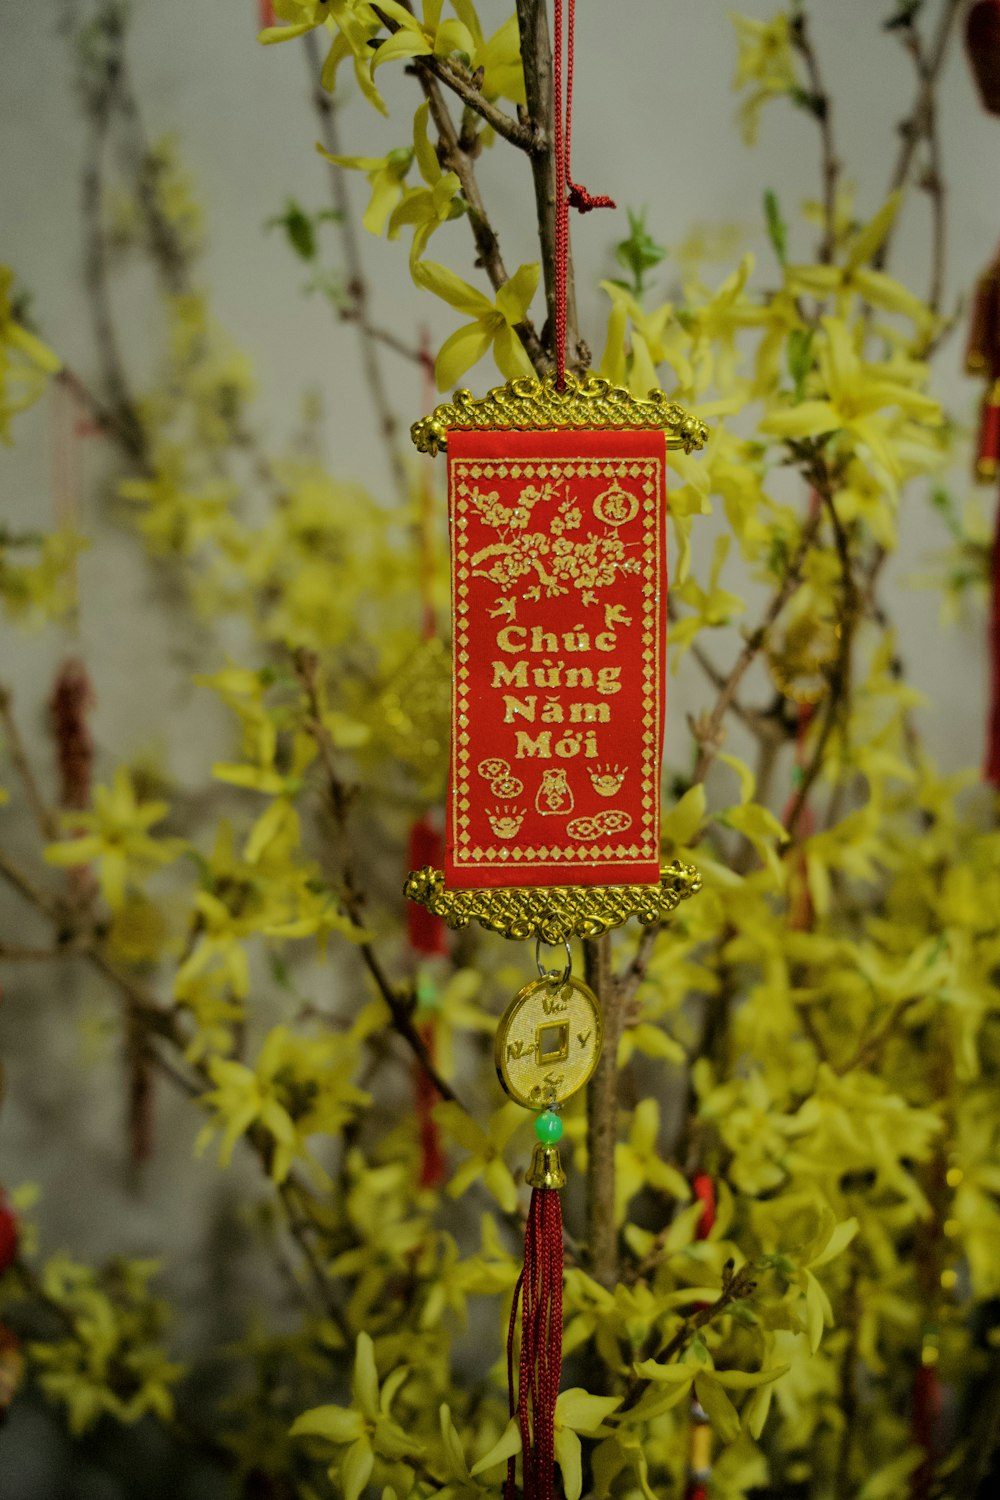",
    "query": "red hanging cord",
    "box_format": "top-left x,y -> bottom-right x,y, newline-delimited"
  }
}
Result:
552,0 -> 616,388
